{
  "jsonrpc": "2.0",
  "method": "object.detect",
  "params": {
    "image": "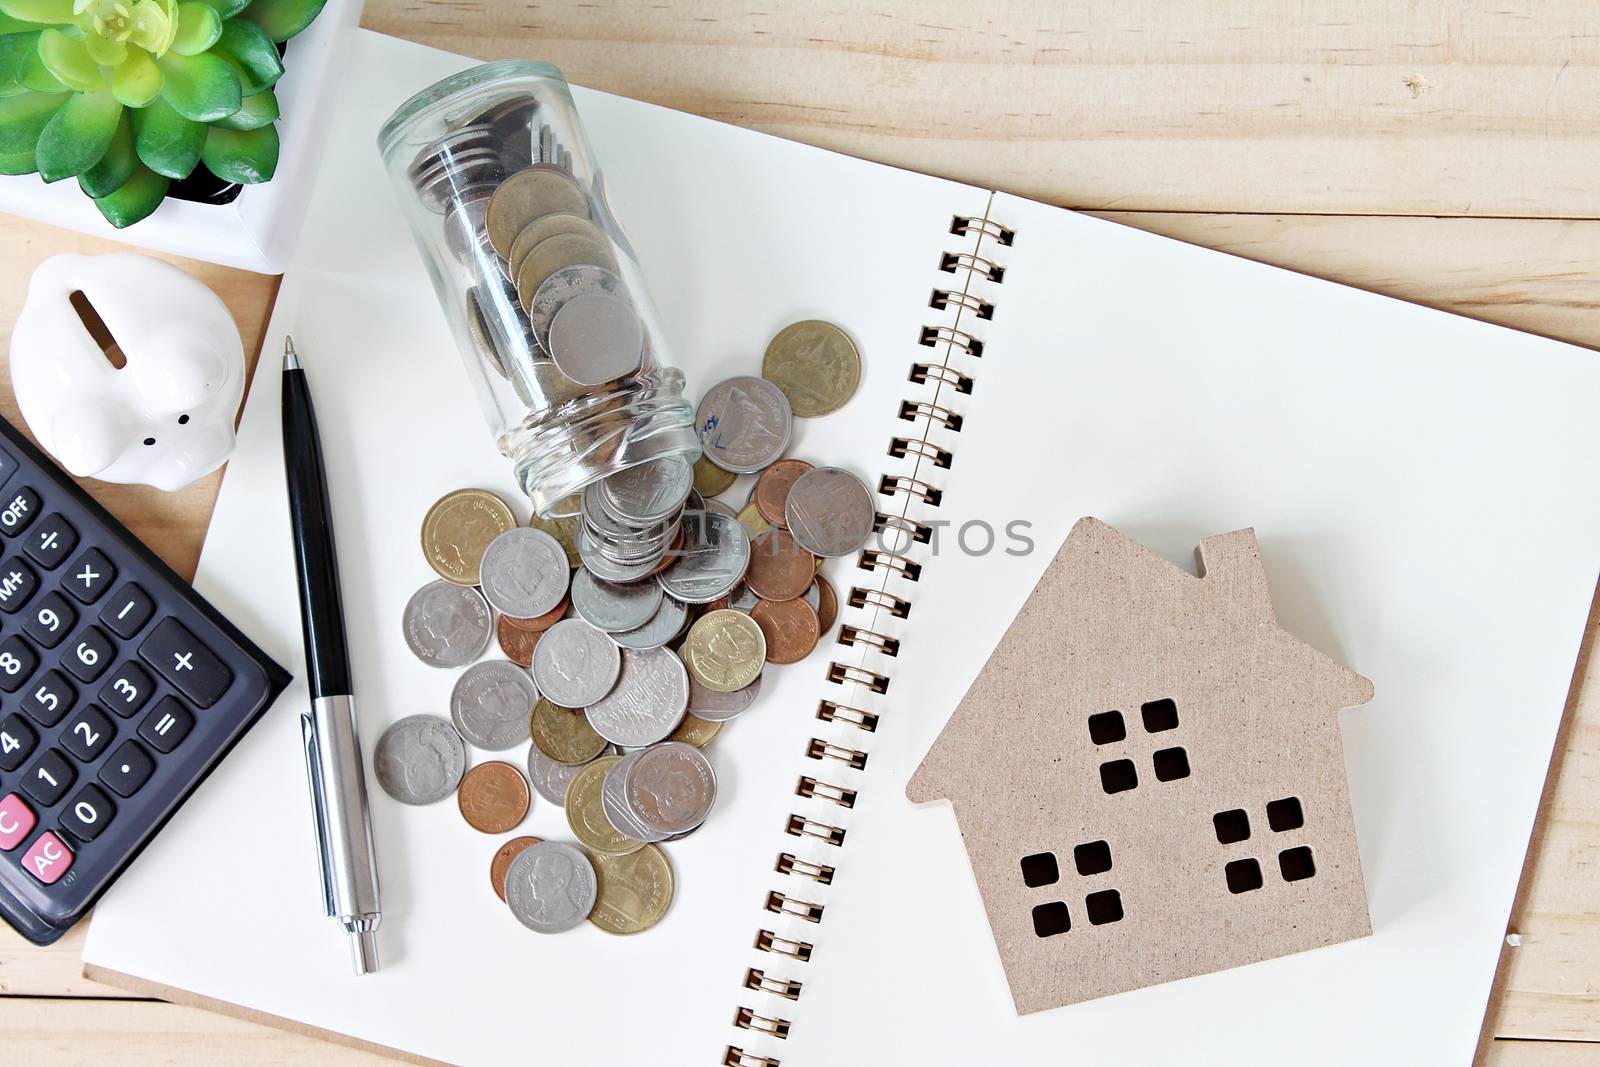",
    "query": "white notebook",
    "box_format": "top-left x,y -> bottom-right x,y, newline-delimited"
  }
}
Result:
82,29 -> 1600,1066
